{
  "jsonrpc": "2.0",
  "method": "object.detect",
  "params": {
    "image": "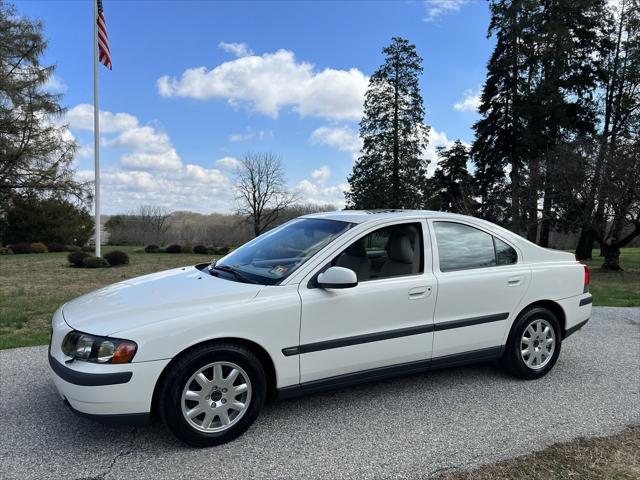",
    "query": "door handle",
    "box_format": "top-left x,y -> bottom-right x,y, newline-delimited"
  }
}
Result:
409,286 -> 432,299
507,276 -> 523,287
